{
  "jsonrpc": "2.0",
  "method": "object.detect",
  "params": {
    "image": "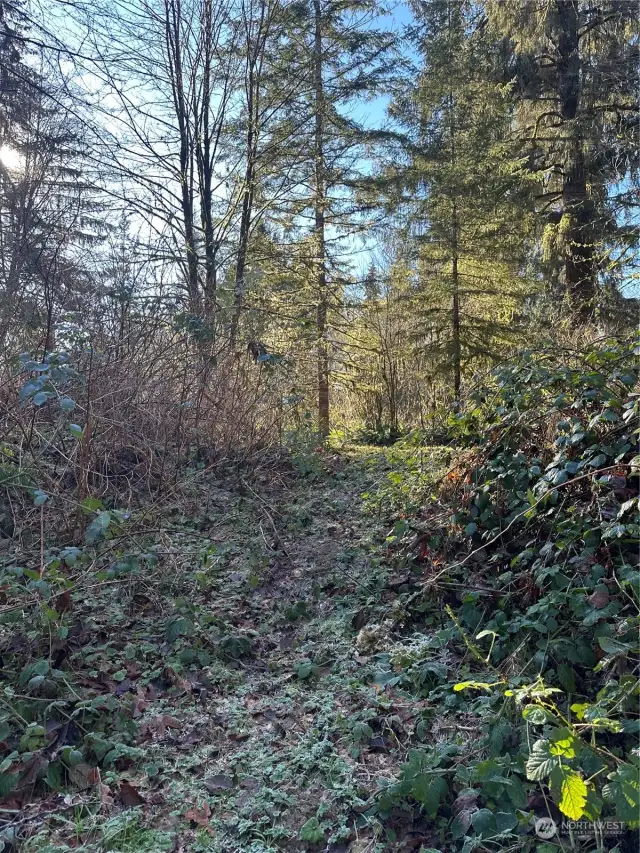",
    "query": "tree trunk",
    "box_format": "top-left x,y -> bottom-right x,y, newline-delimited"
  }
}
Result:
451,201 -> 461,400
230,0 -> 270,350
165,0 -> 200,316
230,67 -> 257,349
313,0 -> 329,439
199,0 -> 217,327
556,0 -> 596,317
447,61 -> 461,400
